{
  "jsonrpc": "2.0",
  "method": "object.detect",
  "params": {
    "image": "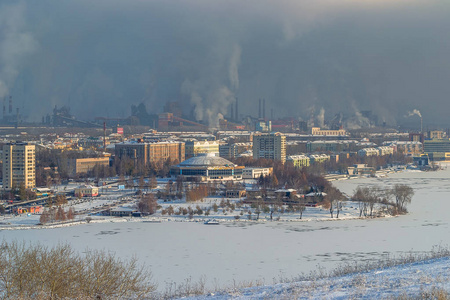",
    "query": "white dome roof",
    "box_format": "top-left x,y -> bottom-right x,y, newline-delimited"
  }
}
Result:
177,153 -> 235,167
